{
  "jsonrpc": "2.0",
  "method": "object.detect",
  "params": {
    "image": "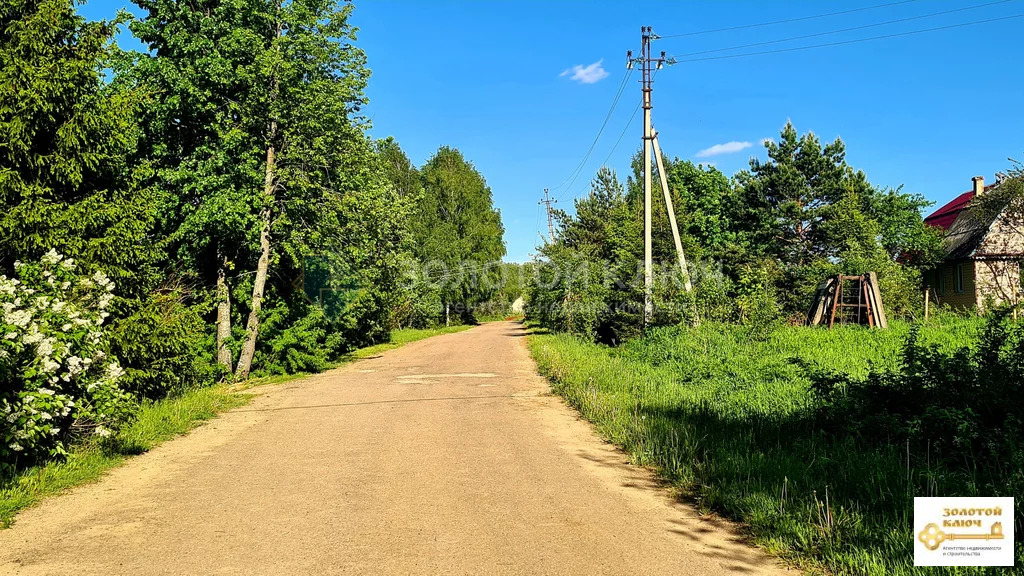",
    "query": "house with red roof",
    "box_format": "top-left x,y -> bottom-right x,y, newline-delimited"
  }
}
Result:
923,175 -> 1024,311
